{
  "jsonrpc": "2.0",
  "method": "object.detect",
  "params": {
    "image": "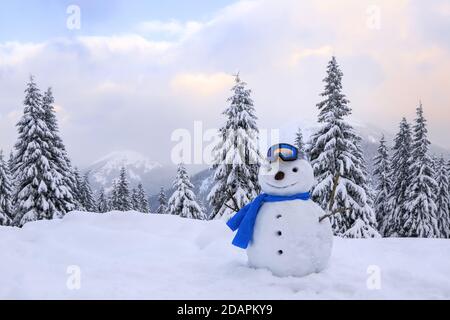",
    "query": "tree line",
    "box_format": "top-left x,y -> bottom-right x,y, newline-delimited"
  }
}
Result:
373,105 -> 450,238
